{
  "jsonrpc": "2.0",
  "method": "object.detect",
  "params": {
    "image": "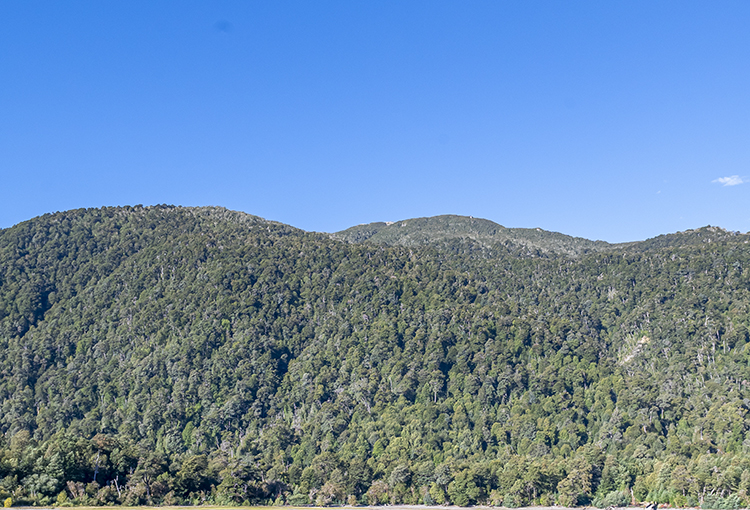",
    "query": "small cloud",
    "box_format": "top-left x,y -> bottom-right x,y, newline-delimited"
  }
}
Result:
713,175 -> 745,186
